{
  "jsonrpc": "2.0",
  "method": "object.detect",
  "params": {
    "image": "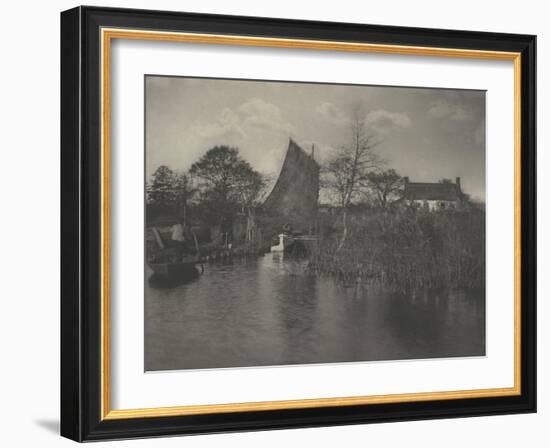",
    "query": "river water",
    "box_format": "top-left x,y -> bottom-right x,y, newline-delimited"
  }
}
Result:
145,253 -> 485,371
